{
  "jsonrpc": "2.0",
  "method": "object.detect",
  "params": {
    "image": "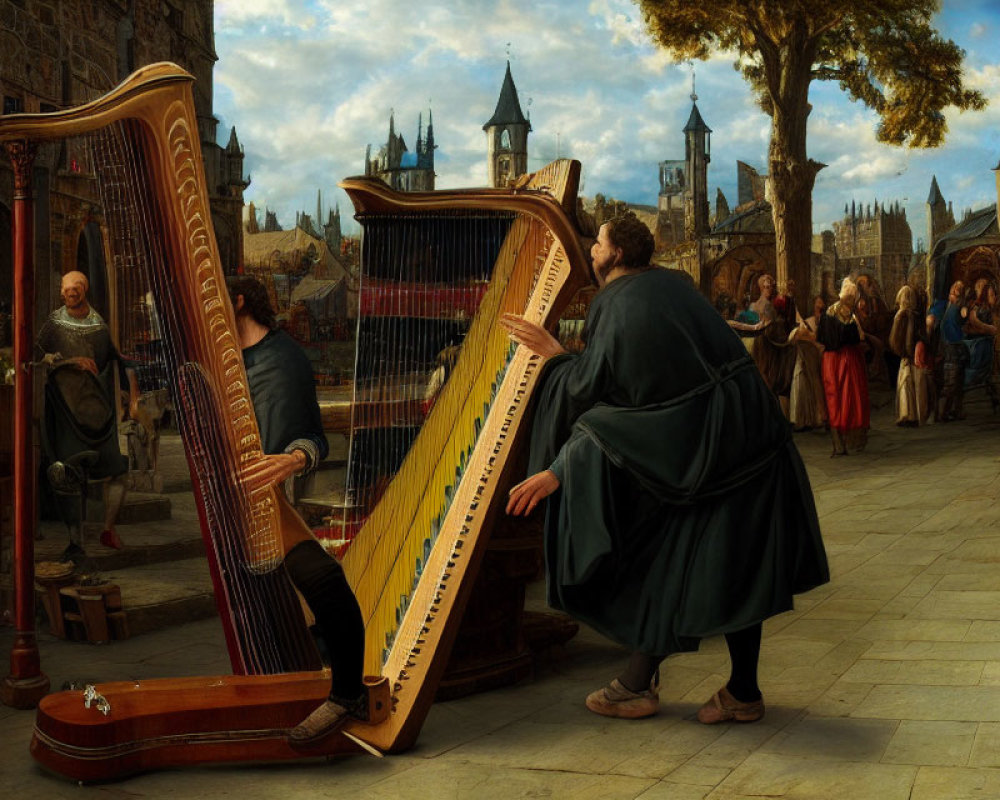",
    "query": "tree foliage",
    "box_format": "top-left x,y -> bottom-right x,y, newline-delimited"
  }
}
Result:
637,0 -> 985,148
636,0 -> 985,299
